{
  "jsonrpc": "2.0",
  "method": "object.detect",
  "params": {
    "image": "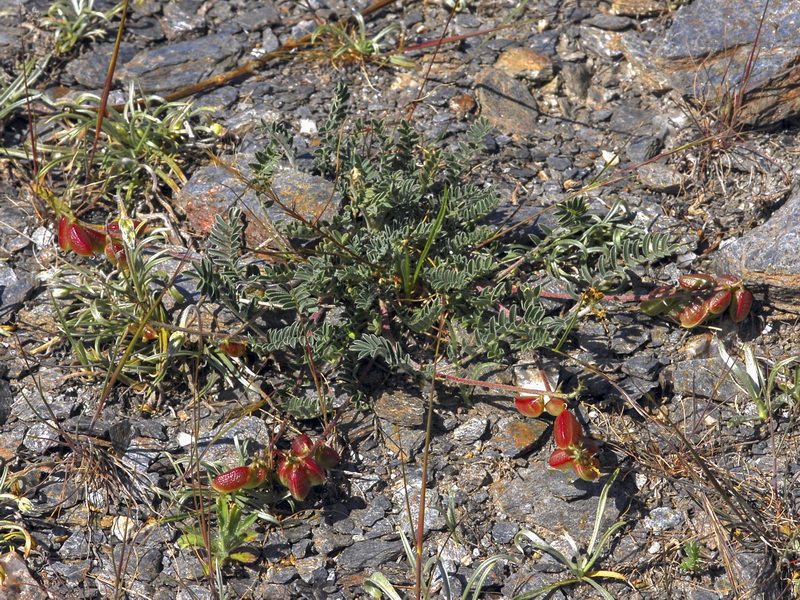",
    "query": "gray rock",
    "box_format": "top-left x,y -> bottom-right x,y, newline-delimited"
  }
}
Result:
475,69 -> 539,135
373,390 -> 425,427
489,416 -> 547,458
195,416 -> 272,465
579,26 -> 625,60
667,357 -> 741,399
117,33 -> 243,93
492,466 -> 627,544
59,531 -> 90,560
711,186 -> 800,311
583,14 -> 632,31
626,135 -> 663,163
644,506 -> 684,531
637,163 -> 684,194
0,266 -> 35,311
294,556 -> 325,583
611,325 -> 649,354
174,157 -> 340,247
492,521 -> 519,544
23,421 -> 59,453
622,353 -> 662,380
561,62 -> 592,100
622,0 -> 800,125
50,560 -> 90,585
452,416 -> 488,445
336,538 -> 403,571
233,5 -> 278,31
160,3 -> 206,40
0,380 -> 12,426
66,43 -> 138,88
112,544 -> 162,582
